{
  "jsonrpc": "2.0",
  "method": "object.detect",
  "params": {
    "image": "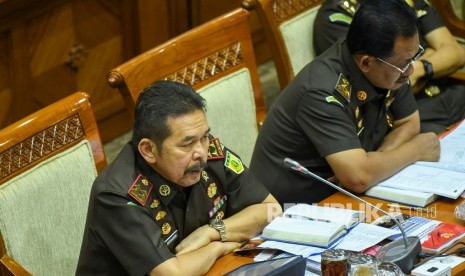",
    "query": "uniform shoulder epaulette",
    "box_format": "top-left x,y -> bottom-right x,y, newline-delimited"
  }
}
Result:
334,73 -> 352,103
422,0 -> 432,7
208,137 -> 225,160
127,174 -> 153,206
404,0 -> 414,8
